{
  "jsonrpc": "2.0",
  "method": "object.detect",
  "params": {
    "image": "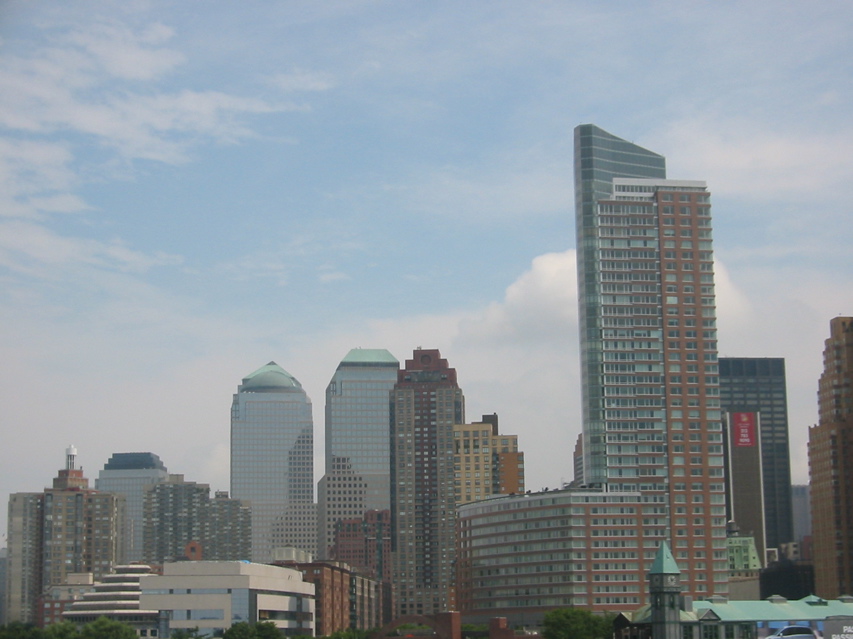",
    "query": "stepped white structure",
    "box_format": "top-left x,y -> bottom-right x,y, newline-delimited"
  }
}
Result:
63,564 -> 160,636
